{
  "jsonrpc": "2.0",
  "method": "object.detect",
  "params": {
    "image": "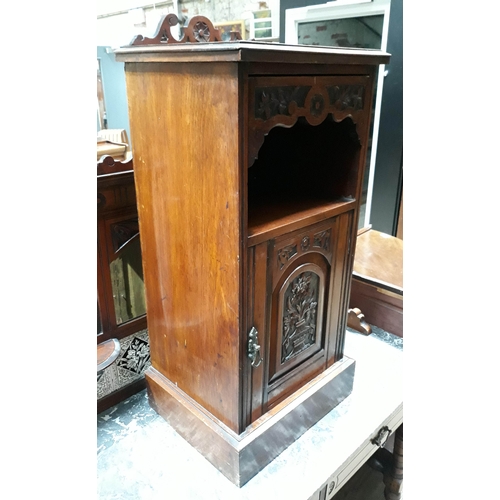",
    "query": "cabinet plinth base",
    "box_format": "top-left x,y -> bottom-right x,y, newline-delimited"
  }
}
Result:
145,356 -> 355,487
